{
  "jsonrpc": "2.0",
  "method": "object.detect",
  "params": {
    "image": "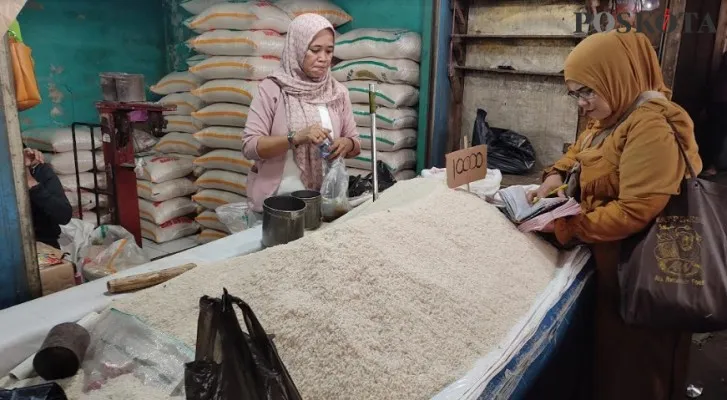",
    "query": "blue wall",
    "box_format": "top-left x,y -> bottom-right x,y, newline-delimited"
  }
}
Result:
16,0 -> 168,130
